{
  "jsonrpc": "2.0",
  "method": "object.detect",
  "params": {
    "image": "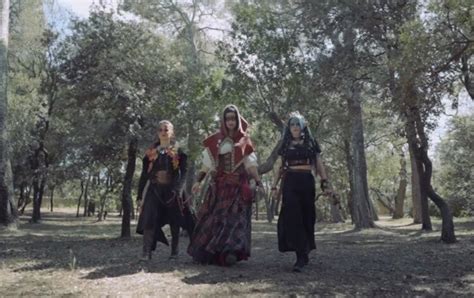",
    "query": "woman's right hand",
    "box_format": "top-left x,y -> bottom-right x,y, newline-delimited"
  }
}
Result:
137,199 -> 143,214
271,188 -> 278,199
192,182 -> 201,194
